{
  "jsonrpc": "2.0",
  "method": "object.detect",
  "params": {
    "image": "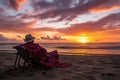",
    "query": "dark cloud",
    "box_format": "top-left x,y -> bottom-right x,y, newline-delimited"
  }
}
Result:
0,7 -> 4,13
16,35 -> 22,38
0,16 -> 36,34
9,0 -> 27,10
0,0 -> 9,7
41,35 -> 66,40
0,0 -> 27,10
58,12 -> 120,35
0,0 -> 19,11
0,0 -> 10,14
29,0 -> 120,21
9,0 -> 19,10
0,0 -> 120,22
0,7 -> 3,10
6,0 -> 119,24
